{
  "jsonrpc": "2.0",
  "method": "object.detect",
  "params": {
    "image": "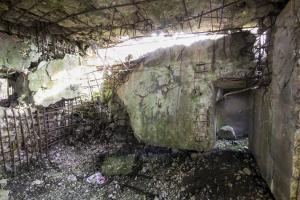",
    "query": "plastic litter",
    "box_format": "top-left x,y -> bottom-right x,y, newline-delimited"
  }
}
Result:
86,172 -> 106,185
